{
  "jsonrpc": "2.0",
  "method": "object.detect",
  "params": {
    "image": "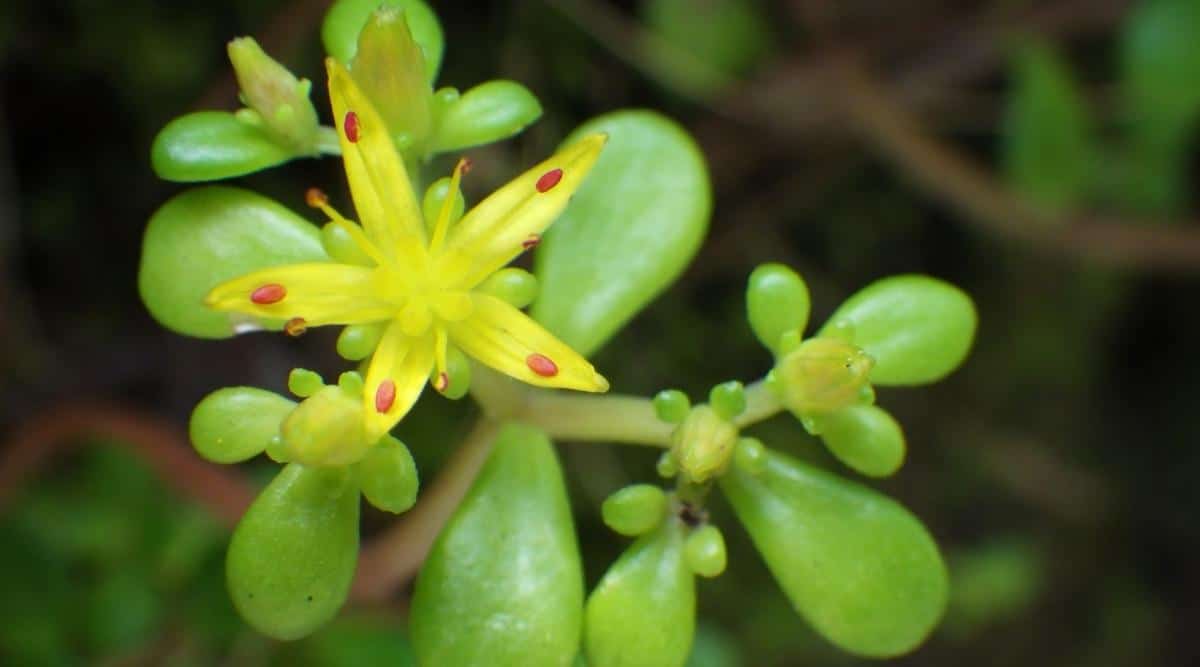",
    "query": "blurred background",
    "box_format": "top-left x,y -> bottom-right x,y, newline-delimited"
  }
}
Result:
3,0 -> 1200,664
